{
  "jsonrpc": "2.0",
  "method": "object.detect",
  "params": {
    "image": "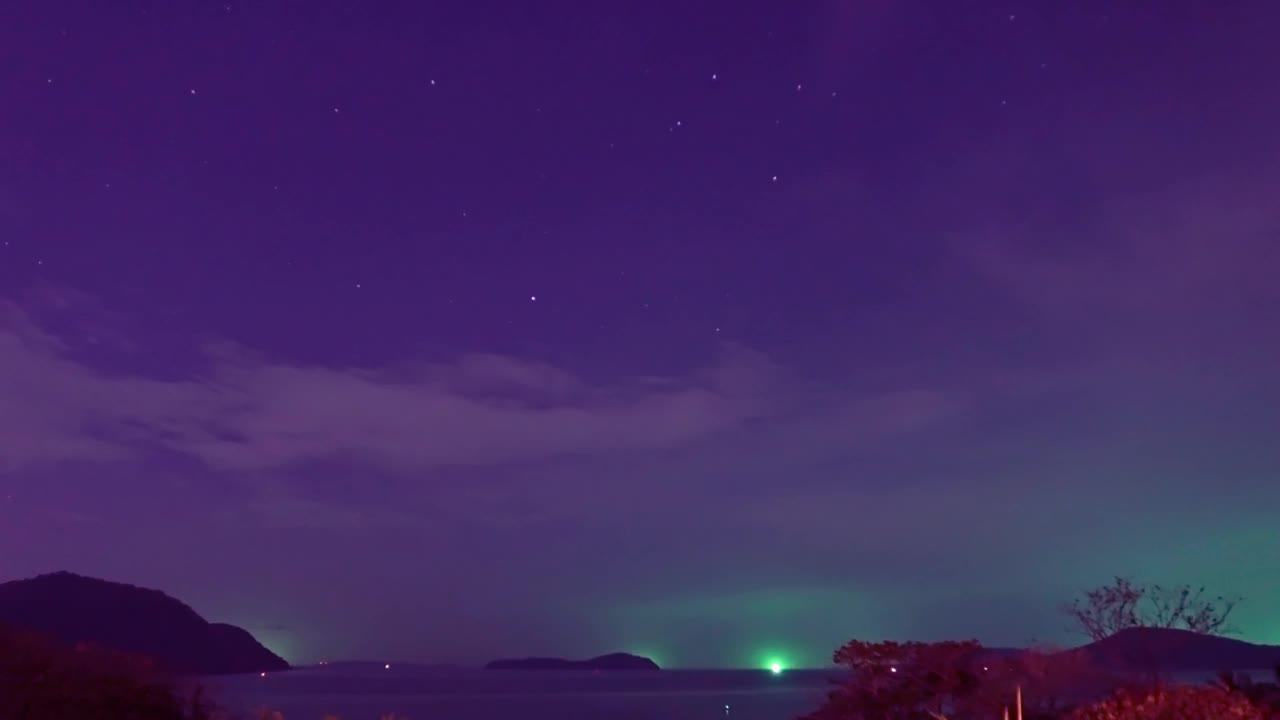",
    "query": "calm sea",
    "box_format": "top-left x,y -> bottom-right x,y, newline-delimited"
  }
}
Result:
207,666 -> 835,720
205,665 -> 1275,720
